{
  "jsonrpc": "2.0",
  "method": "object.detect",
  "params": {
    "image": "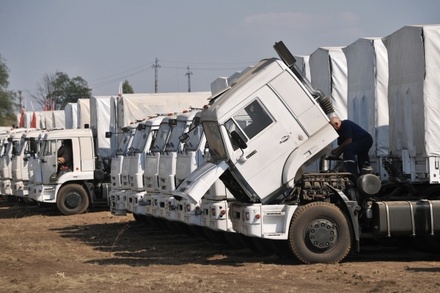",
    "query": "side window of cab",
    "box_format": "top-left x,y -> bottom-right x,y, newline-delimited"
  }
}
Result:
225,99 -> 273,150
